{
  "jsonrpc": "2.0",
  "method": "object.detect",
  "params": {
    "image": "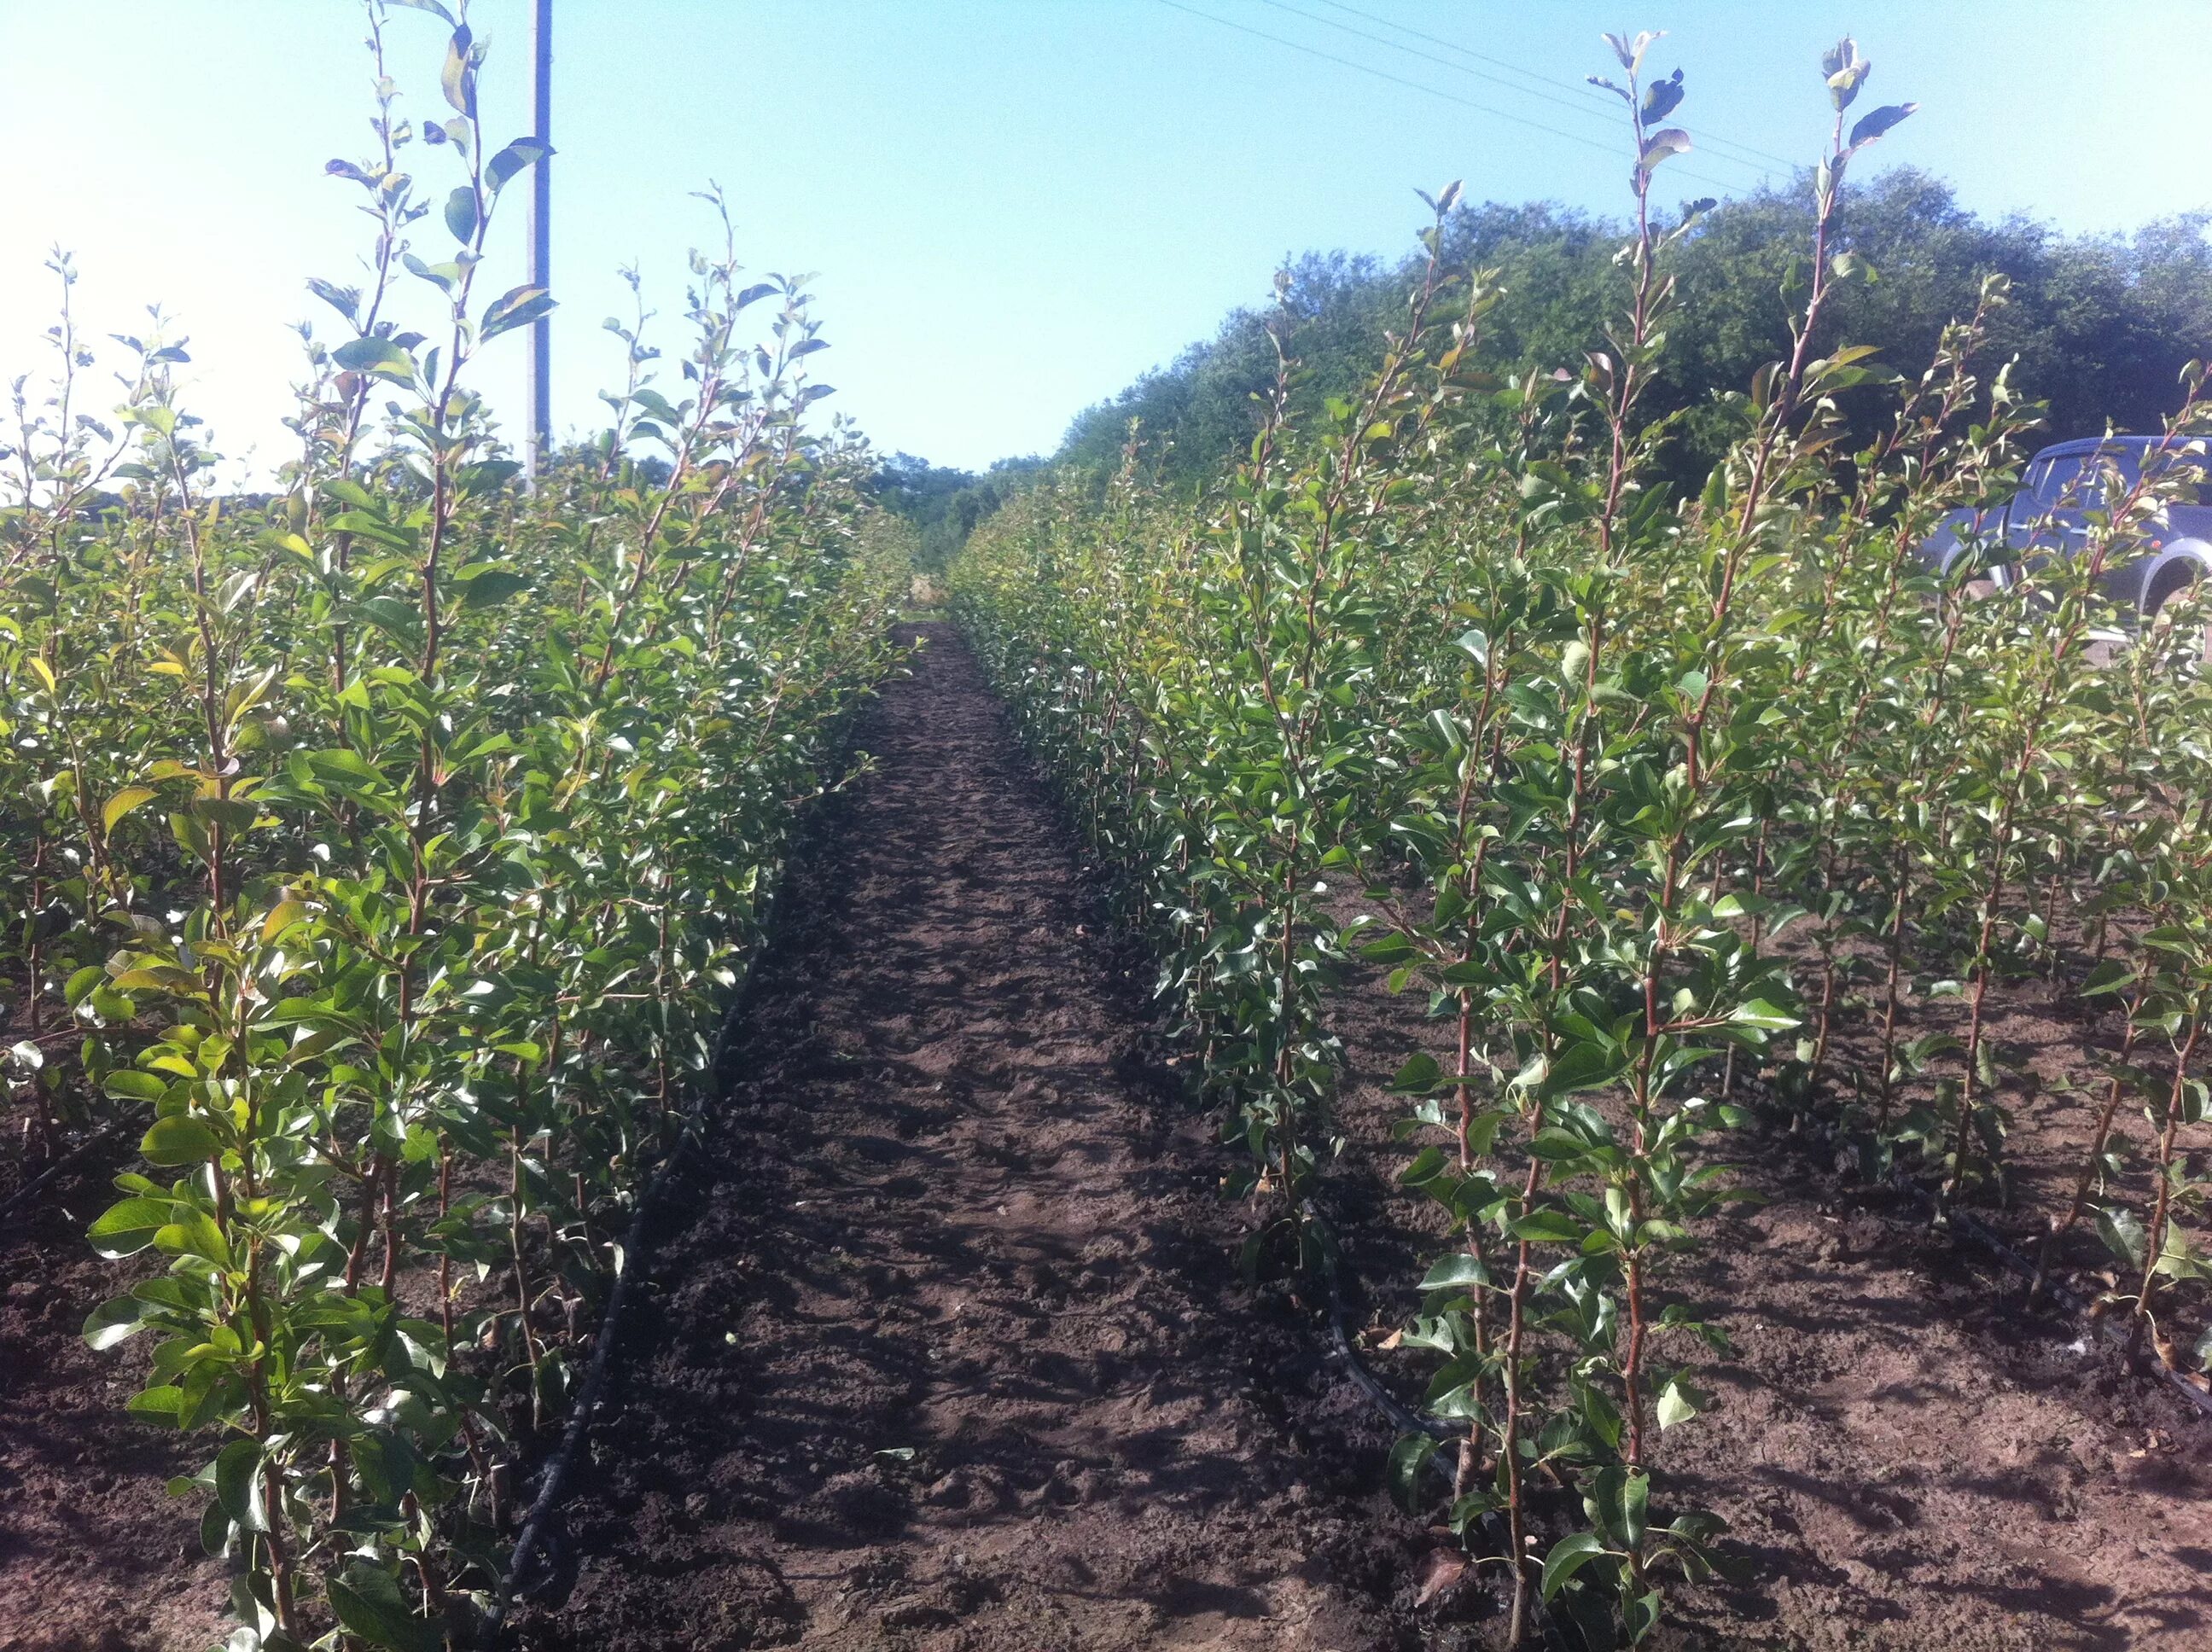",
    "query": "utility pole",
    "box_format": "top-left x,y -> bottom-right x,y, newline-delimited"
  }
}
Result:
523,0 -> 552,484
